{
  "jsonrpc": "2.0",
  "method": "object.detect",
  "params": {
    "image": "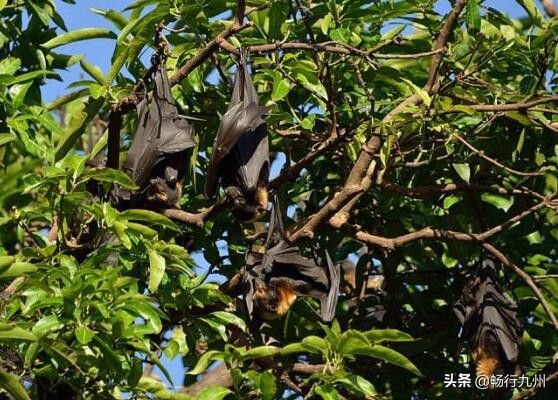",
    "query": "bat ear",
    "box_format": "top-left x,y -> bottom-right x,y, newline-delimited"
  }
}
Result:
265,195 -> 285,247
